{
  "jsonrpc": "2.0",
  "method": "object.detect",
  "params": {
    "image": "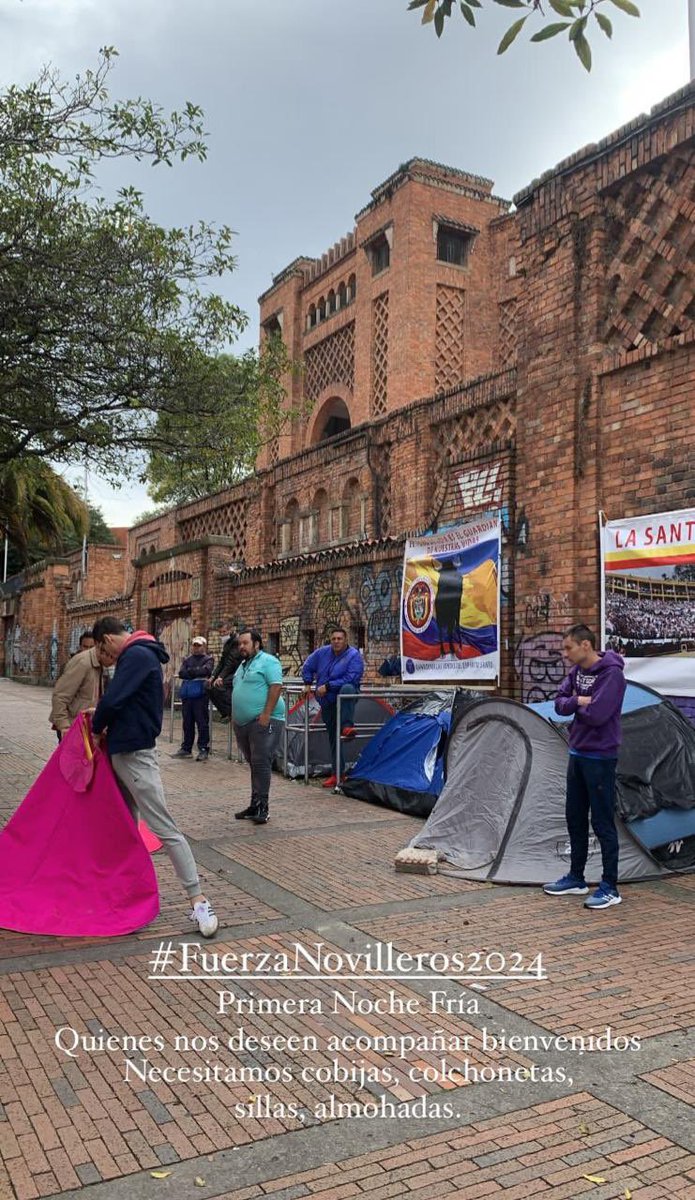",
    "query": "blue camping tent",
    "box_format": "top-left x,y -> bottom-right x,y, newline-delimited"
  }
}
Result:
342,693 -> 453,817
